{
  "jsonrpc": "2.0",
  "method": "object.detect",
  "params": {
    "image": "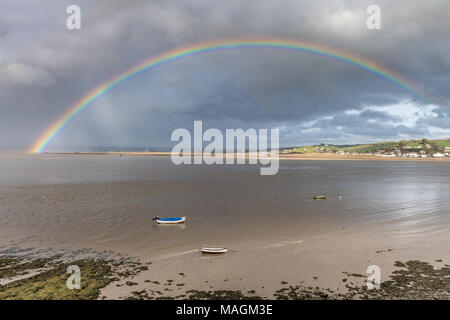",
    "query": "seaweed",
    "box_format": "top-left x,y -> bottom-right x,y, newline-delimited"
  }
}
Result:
0,258 -> 114,300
